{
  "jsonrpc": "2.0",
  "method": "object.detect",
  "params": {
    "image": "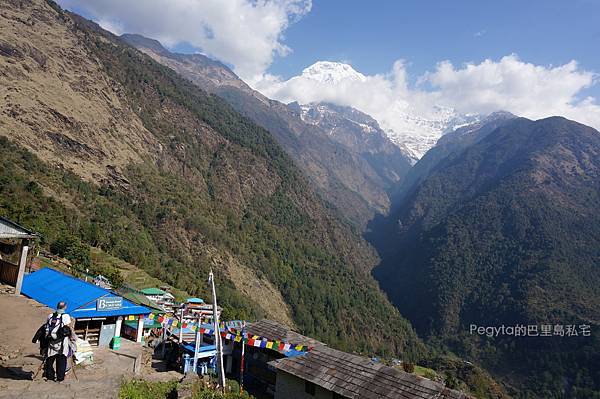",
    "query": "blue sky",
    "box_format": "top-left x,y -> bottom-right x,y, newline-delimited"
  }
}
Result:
266,0 -> 600,97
